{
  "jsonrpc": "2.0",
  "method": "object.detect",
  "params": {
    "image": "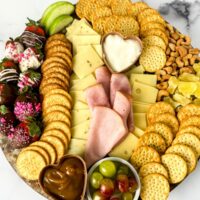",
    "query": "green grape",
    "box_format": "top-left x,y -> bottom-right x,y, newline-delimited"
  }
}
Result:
122,192 -> 133,200
90,172 -> 103,189
117,165 -> 129,175
99,160 -> 116,178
